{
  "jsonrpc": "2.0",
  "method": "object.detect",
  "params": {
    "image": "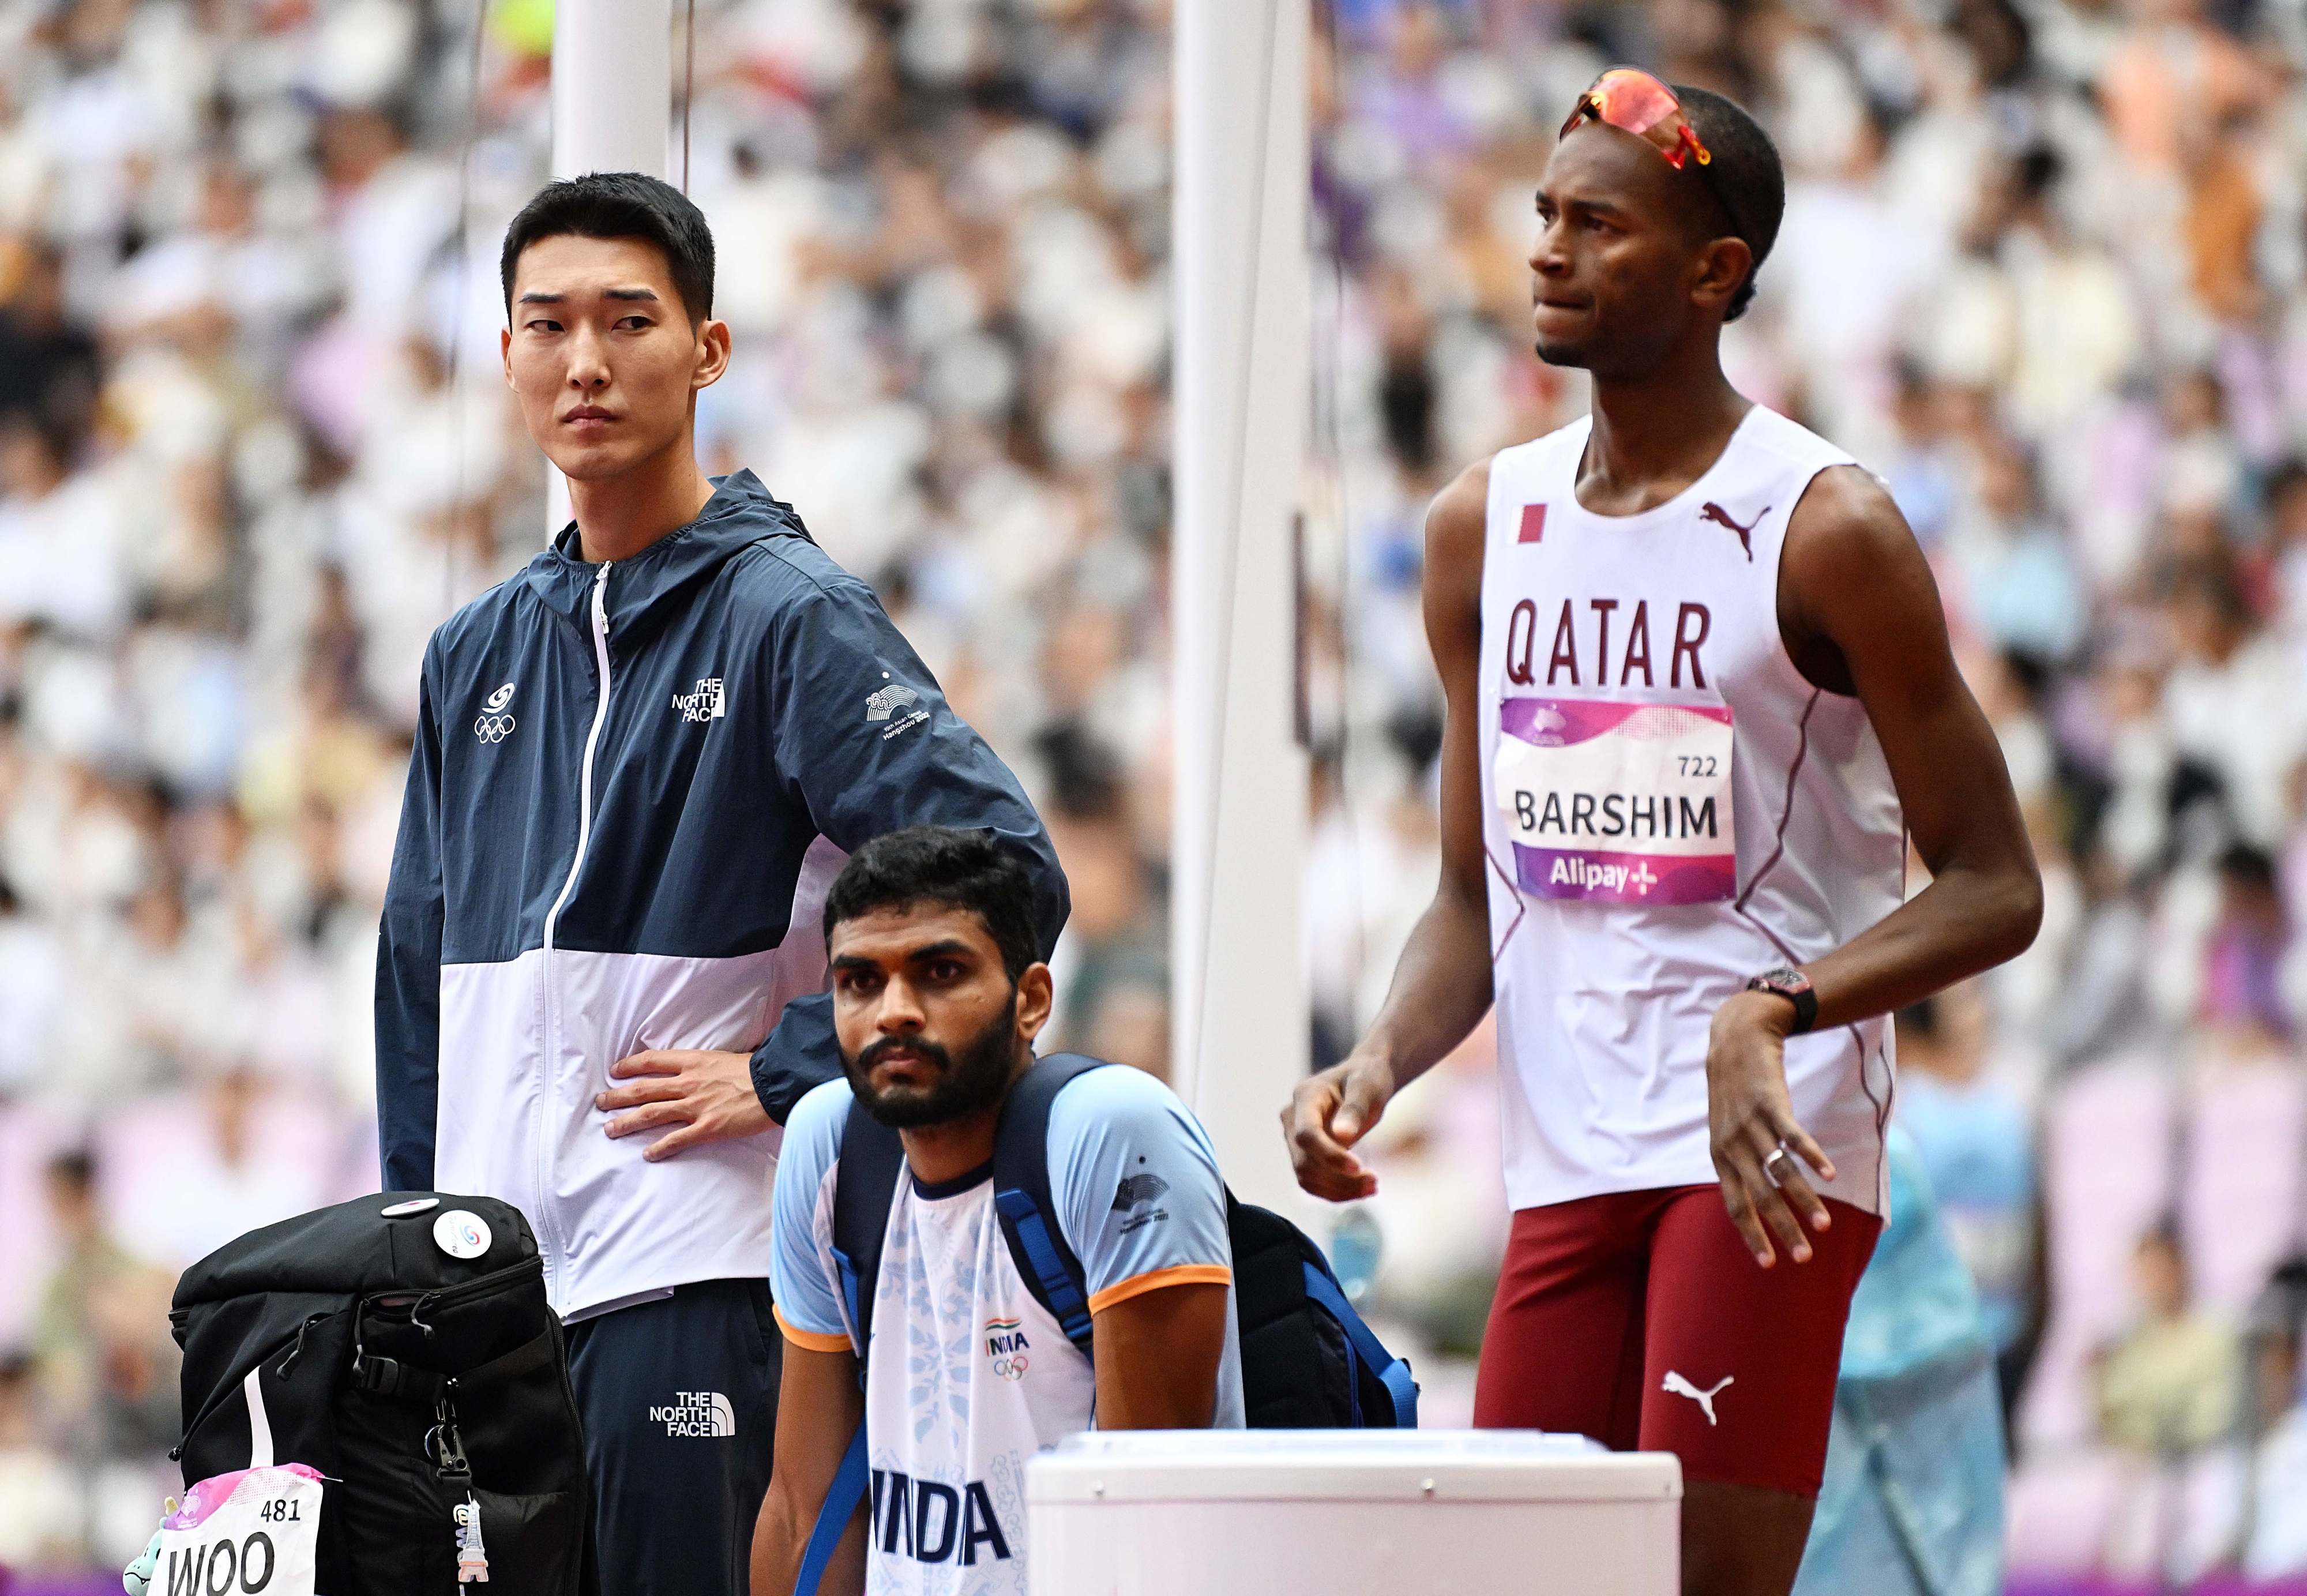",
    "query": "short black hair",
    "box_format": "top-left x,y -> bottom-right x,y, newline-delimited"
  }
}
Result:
500,171 -> 715,325
1673,85 -> 1784,322
823,827 -> 1041,981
